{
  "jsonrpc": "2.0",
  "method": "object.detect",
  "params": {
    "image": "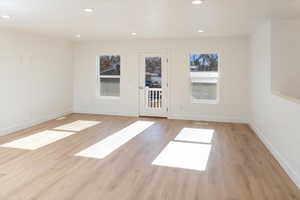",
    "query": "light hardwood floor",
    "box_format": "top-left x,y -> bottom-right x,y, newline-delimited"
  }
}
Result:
0,113 -> 299,200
